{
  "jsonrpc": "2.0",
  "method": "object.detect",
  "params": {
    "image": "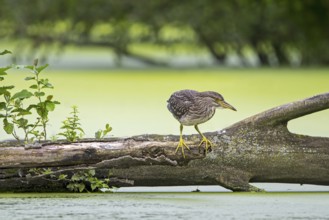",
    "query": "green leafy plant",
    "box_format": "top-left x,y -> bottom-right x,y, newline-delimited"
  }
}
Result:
0,53 -> 60,142
27,168 -> 112,193
58,174 -> 68,180
58,106 -> 84,141
28,167 -> 53,176
24,59 -> 60,140
1,50 -> 113,149
95,123 -> 112,139
1,51 -> 117,194
61,169 -> 111,192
